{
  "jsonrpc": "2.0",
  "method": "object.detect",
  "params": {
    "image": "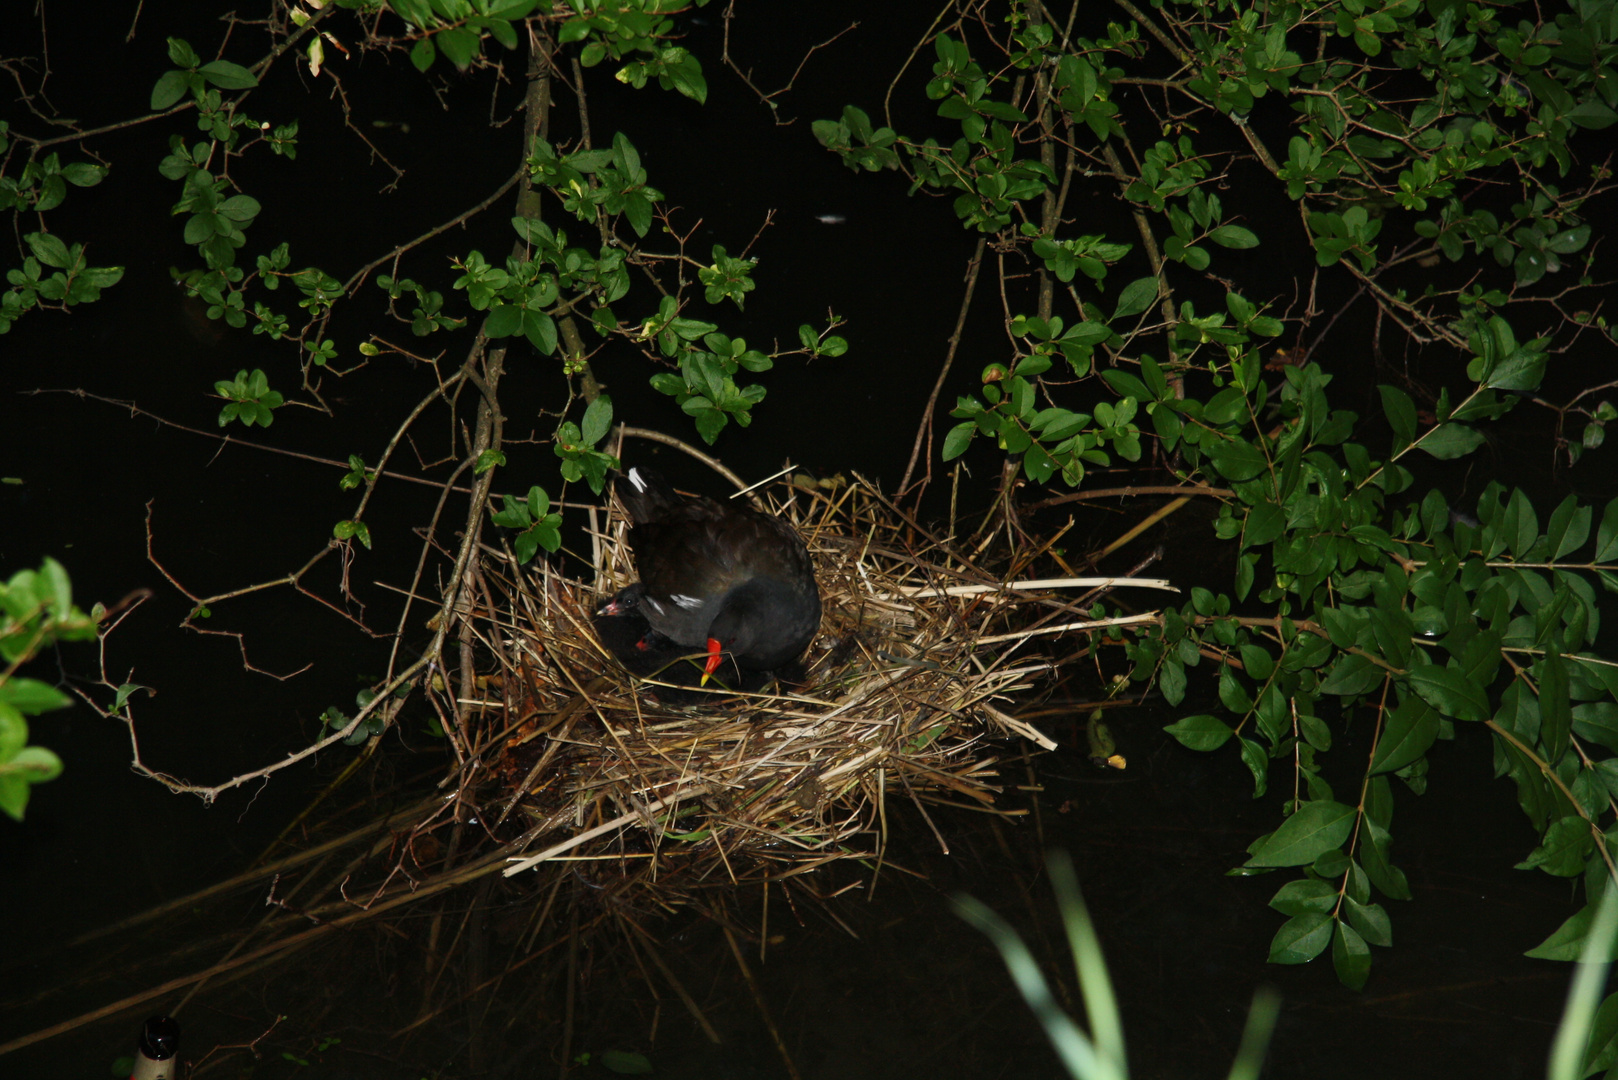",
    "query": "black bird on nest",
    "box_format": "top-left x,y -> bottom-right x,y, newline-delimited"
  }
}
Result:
595,467 -> 821,692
